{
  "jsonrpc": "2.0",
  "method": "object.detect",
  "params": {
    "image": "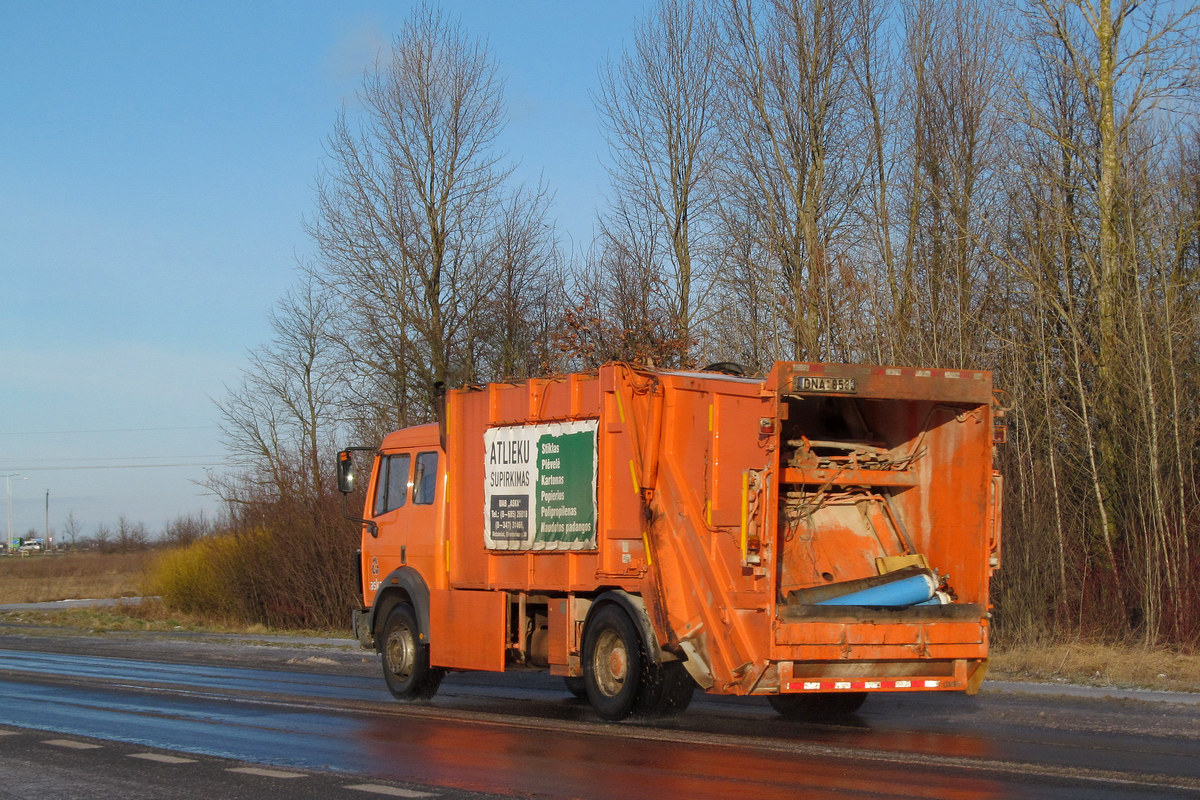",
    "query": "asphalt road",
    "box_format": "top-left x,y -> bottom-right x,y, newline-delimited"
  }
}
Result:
0,624 -> 1197,799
